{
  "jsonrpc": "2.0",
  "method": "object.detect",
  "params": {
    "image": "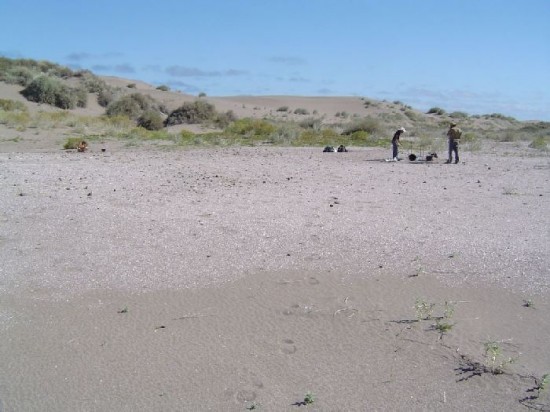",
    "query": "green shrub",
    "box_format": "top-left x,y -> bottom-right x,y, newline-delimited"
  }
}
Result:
156,85 -> 170,91
342,117 -> 383,136
137,110 -> 164,130
3,66 -> 35,86
449,111 -> 469,119
106,96 -> 142,119
63,137 -> 83,150
484,113 -> 516,122
127,83 -> 136,88
299,117 -> 322,129
20,75 -> 85,109
98,87 -> 116,107
404,110 -> 418,121
106,93 -> 160,119
427,107 -> 446,115
80,72 -> 109,93
267,123 -> 300,144
276,106 -> 289,112
529,137 -> 548,150
294,108 -> 309,115
198,92 -> 207,97
225,118 -> 275,137
0,99 -> 27,112
214,110 -> 237,128
165,100 -> 217,125
0,111 -> 31,128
